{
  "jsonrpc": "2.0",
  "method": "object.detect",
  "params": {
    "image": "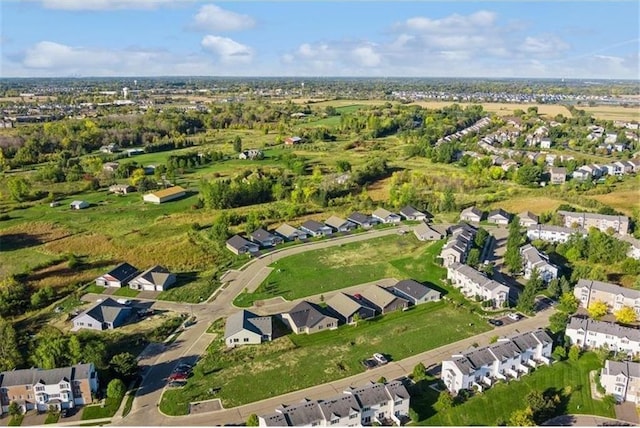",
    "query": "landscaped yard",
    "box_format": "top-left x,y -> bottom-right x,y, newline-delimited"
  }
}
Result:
159,300 -> 490,415
233,235 -> 446,307
410,352 -> 614,426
